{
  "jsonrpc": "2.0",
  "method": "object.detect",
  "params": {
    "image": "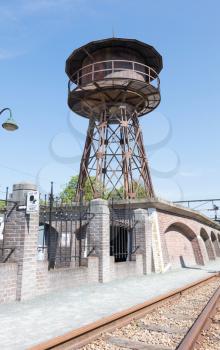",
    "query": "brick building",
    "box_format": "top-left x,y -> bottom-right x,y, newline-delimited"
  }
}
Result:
0,182 -> 219,304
